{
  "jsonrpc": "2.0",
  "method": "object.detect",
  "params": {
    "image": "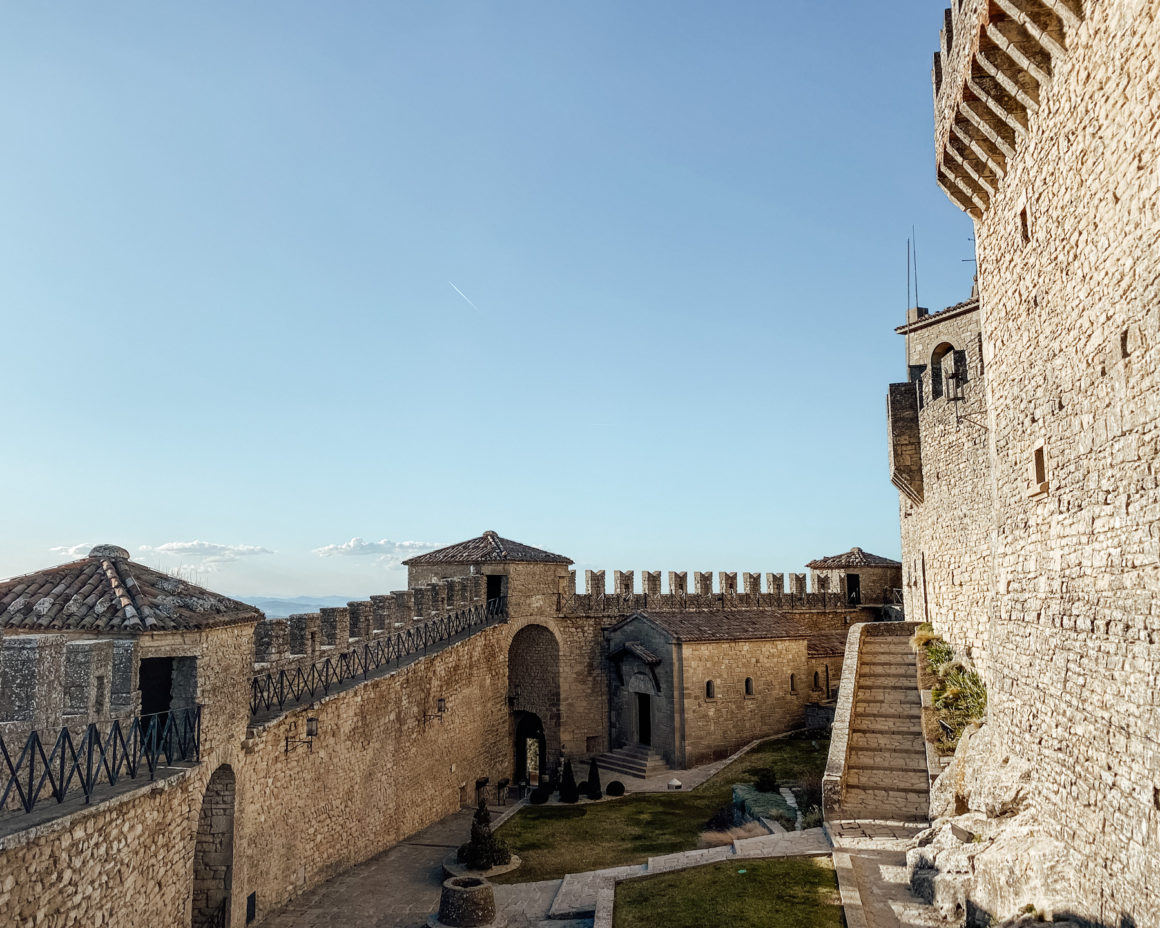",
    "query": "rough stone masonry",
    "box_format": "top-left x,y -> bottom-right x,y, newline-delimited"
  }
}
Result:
892,1 -> 1160,924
